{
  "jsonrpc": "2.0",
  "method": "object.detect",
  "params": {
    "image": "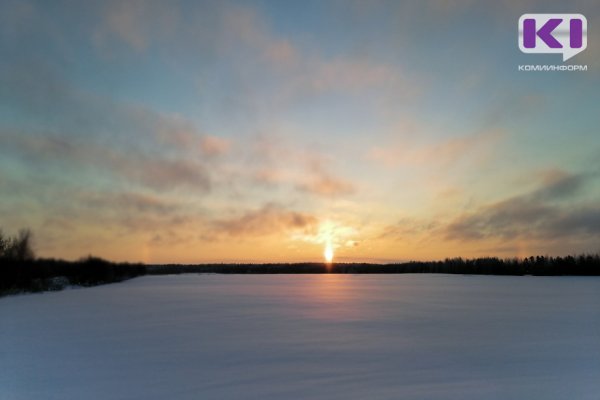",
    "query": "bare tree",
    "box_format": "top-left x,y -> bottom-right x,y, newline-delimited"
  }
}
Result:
1,229 -> 35,261
0,230 -> 7,256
